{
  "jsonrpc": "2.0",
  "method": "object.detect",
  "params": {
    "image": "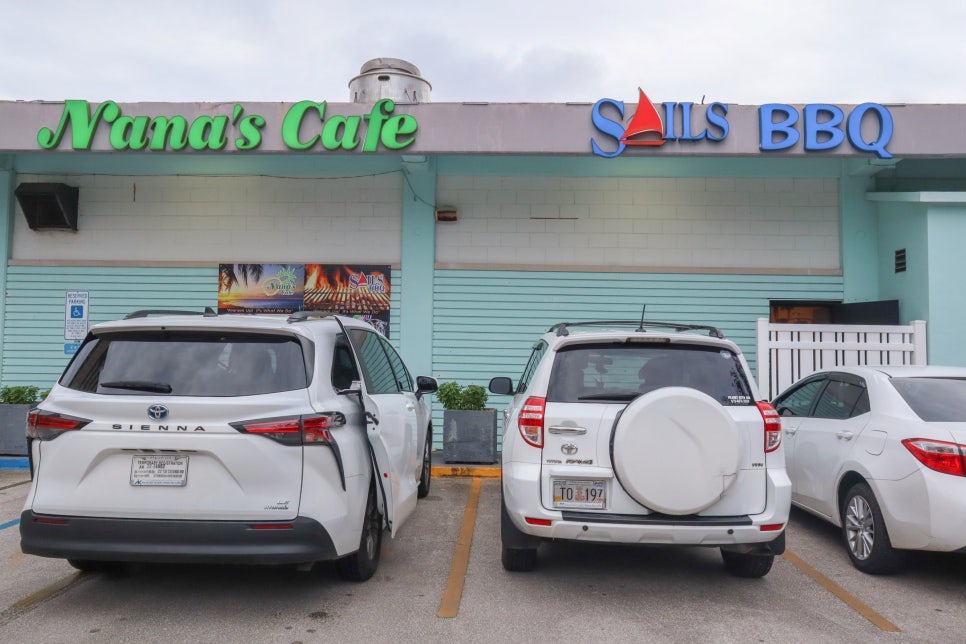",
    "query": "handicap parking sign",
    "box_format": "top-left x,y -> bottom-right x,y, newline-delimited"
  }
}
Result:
71,305 -> 84,318
64,291 -> 90,341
